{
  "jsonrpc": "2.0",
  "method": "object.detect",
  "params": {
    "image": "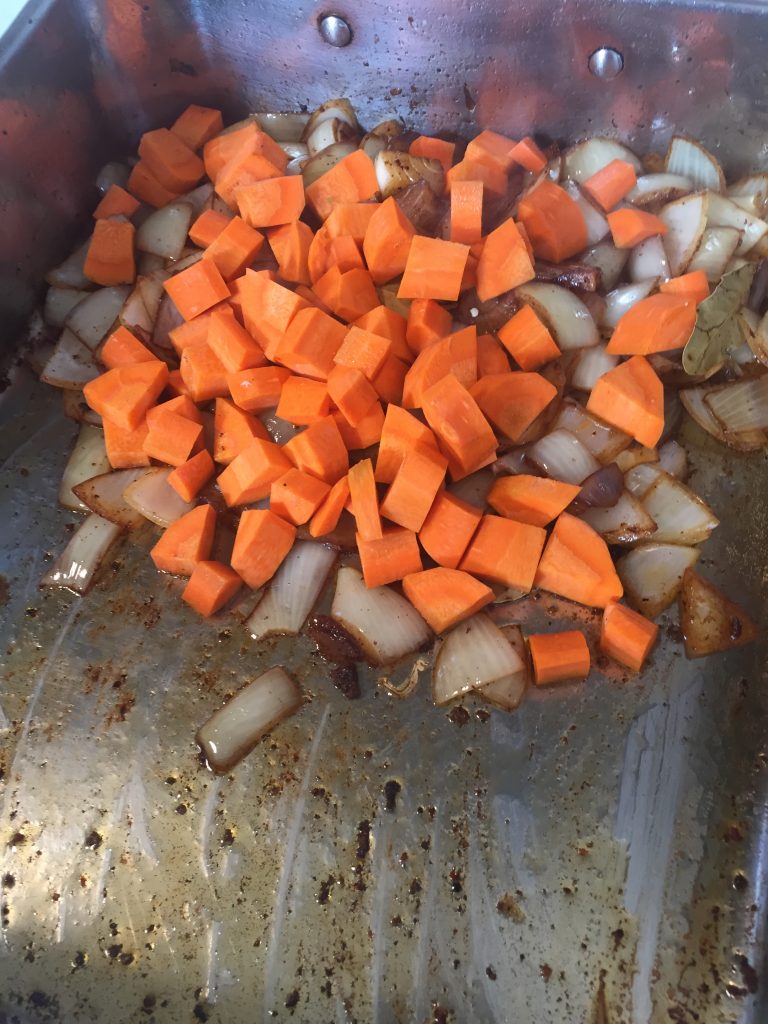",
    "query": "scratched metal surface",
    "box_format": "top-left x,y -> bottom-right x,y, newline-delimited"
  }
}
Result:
1,0 -> 768,1022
